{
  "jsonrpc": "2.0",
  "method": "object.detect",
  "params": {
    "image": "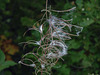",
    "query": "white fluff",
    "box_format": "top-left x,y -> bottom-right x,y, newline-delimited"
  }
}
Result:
50,40 -> 68,58
29,64 -> 36,67
39,25 -> 43,33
